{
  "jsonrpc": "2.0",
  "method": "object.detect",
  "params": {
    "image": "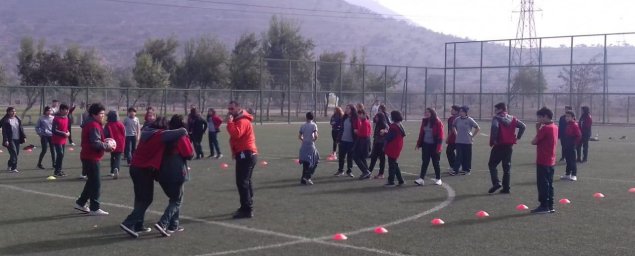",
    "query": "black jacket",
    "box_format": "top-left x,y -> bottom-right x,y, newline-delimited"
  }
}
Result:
2,116 -> 26,146
187,115 -> 208,142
